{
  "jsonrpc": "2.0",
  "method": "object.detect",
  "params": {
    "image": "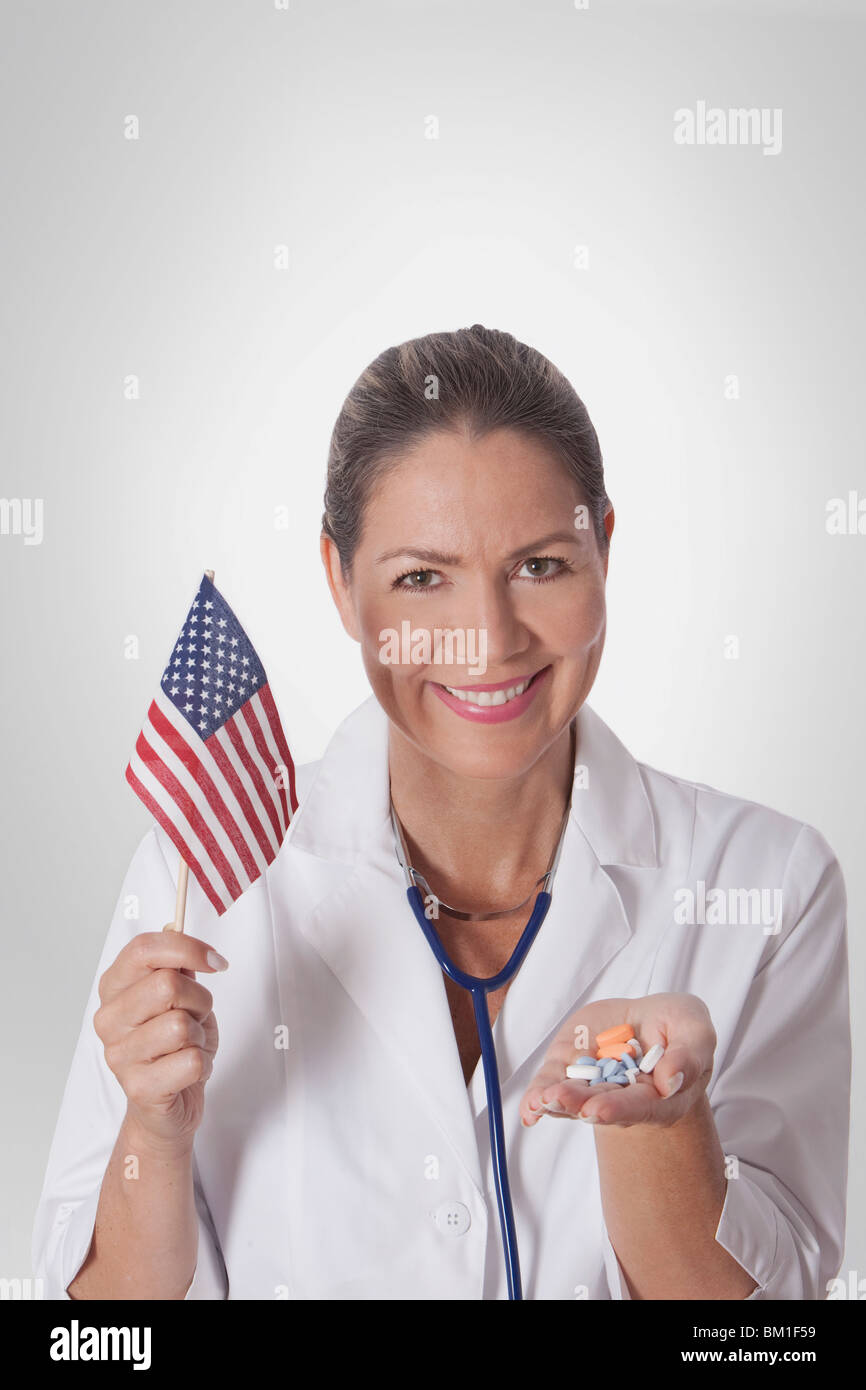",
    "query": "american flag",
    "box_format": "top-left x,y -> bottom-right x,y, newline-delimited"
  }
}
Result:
125,572 -> 297,916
